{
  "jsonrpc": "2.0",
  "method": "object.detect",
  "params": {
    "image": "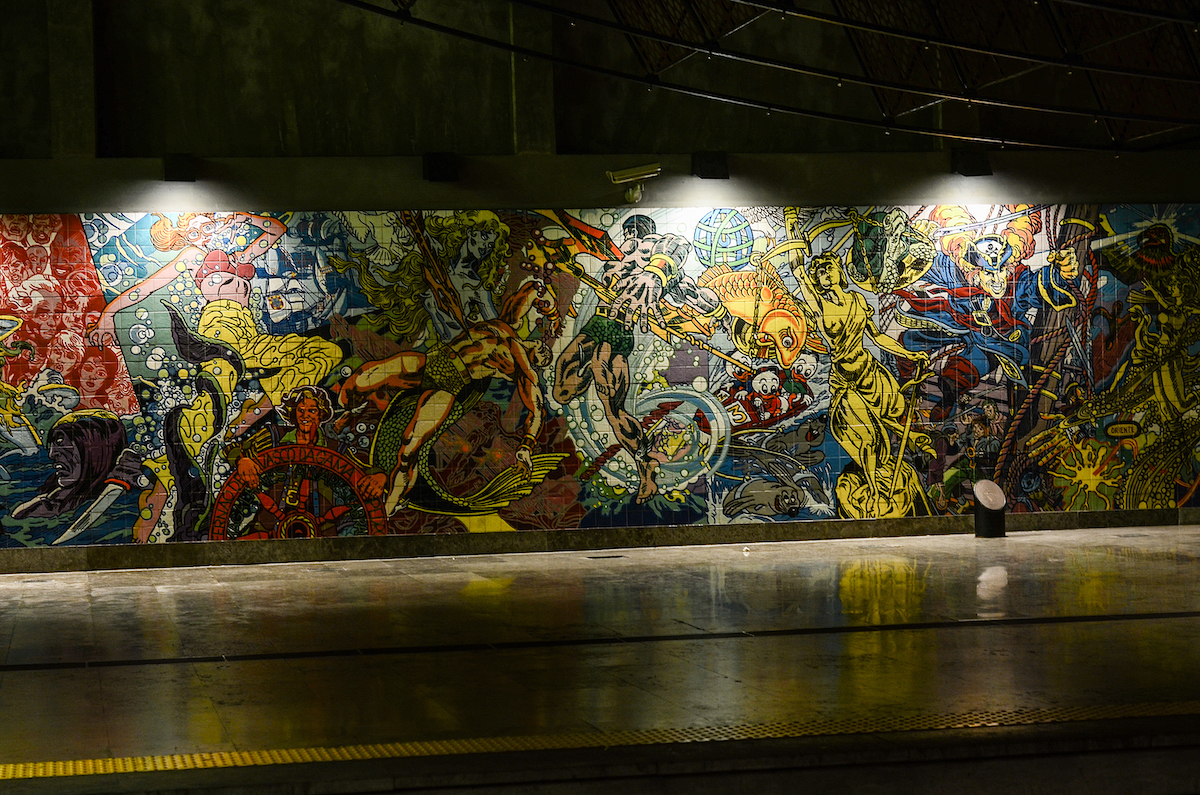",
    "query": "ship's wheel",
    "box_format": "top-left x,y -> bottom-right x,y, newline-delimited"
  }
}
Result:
210,444 -> 389,540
